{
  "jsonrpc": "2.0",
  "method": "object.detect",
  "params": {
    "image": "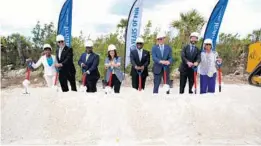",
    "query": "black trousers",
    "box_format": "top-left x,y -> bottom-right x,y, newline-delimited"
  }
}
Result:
180,69 -> 194,94
86,78 -> 98,93
59,71 -> 77,92
132,73 -> 147,90
108,74 -> 121,93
